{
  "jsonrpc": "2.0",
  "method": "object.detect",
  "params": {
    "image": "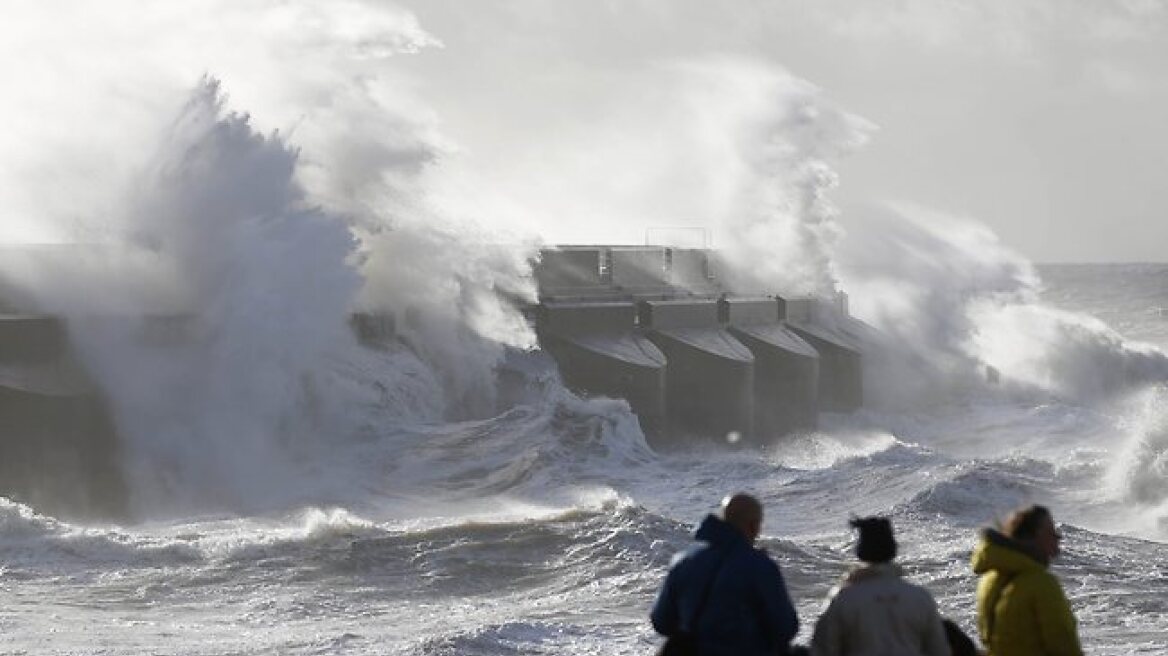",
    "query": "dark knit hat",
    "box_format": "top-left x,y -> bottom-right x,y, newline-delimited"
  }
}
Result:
851,516 -> 897,563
